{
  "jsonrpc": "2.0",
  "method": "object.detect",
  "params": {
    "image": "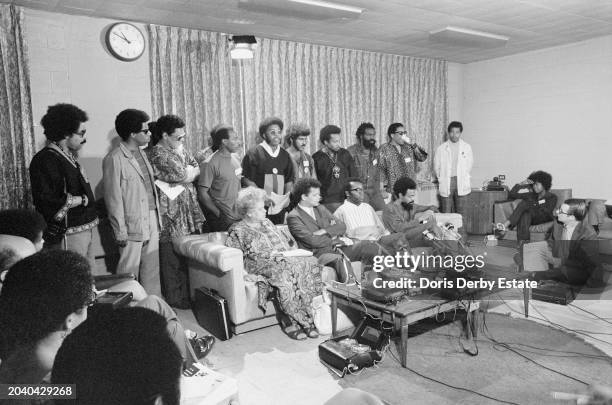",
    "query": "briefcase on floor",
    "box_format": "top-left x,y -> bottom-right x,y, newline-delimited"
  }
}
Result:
532,281 -> 576,305
89,291 -> 133,317
193,287 -> 232,341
